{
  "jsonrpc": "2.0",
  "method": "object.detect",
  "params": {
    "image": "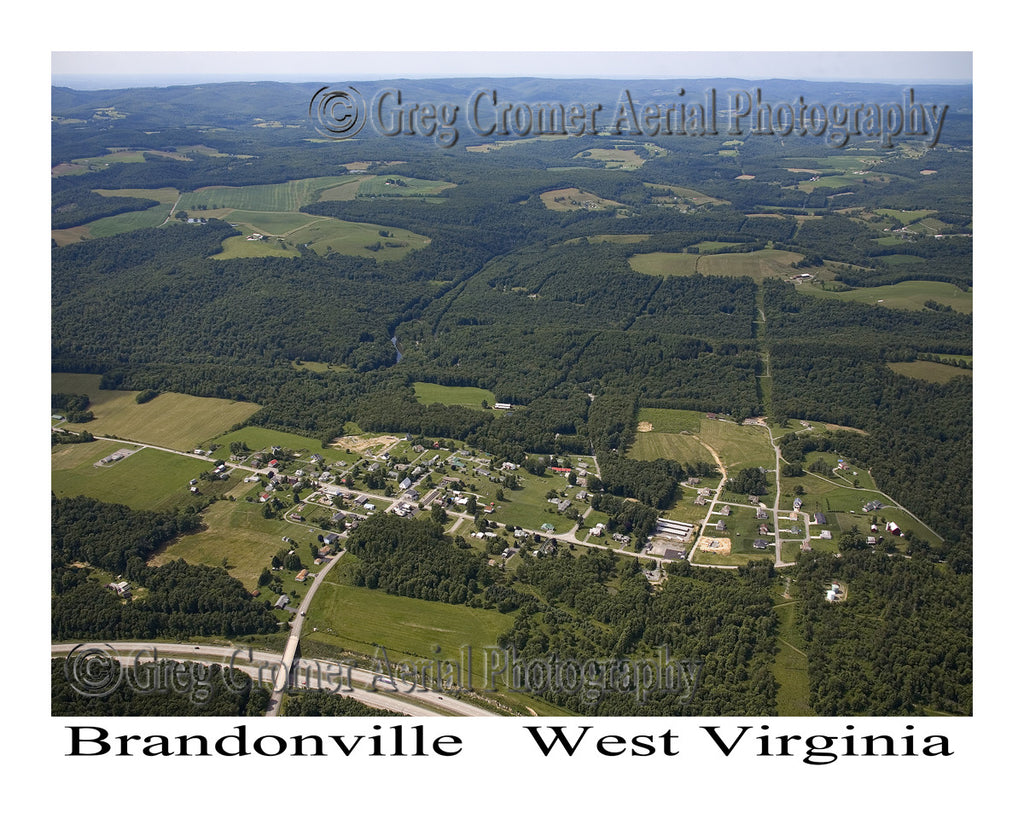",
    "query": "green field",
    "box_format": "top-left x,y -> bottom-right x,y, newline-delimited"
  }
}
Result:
179,177 -> 351,212
94,187 -> 181,204
628,252 -> 699,277
150,497 -> 320,590
212,234 -> 300,259
628,432 -> 711,467
288,218 -> 430,260
165,176 -> 433,260
772,598 -> 813,715
51,443 -> 214,510
874,208 -> 937,225
888,360 -> 973,384
803,280 -> 972,313
304,561 -> 513,671
52,373 -> 260,451
629,249 -> 806,281
413,382 -> 497,408
644,183 -> 729,206
635,407 -> 703,434
84,203 -> 174,238
353,175 -> 456,198
697,249 -> 806,280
